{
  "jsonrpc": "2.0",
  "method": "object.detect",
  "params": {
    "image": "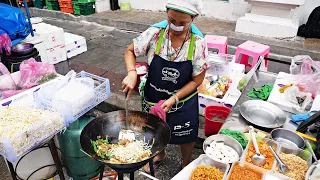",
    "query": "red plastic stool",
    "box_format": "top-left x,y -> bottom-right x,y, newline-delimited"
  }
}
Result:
235,41 -> 270,71
205,35 -> 228,54
204,106 -> 231,136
